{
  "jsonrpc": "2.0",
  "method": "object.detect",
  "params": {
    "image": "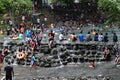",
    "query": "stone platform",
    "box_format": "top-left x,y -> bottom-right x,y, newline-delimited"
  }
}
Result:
0,40 -> 115,68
